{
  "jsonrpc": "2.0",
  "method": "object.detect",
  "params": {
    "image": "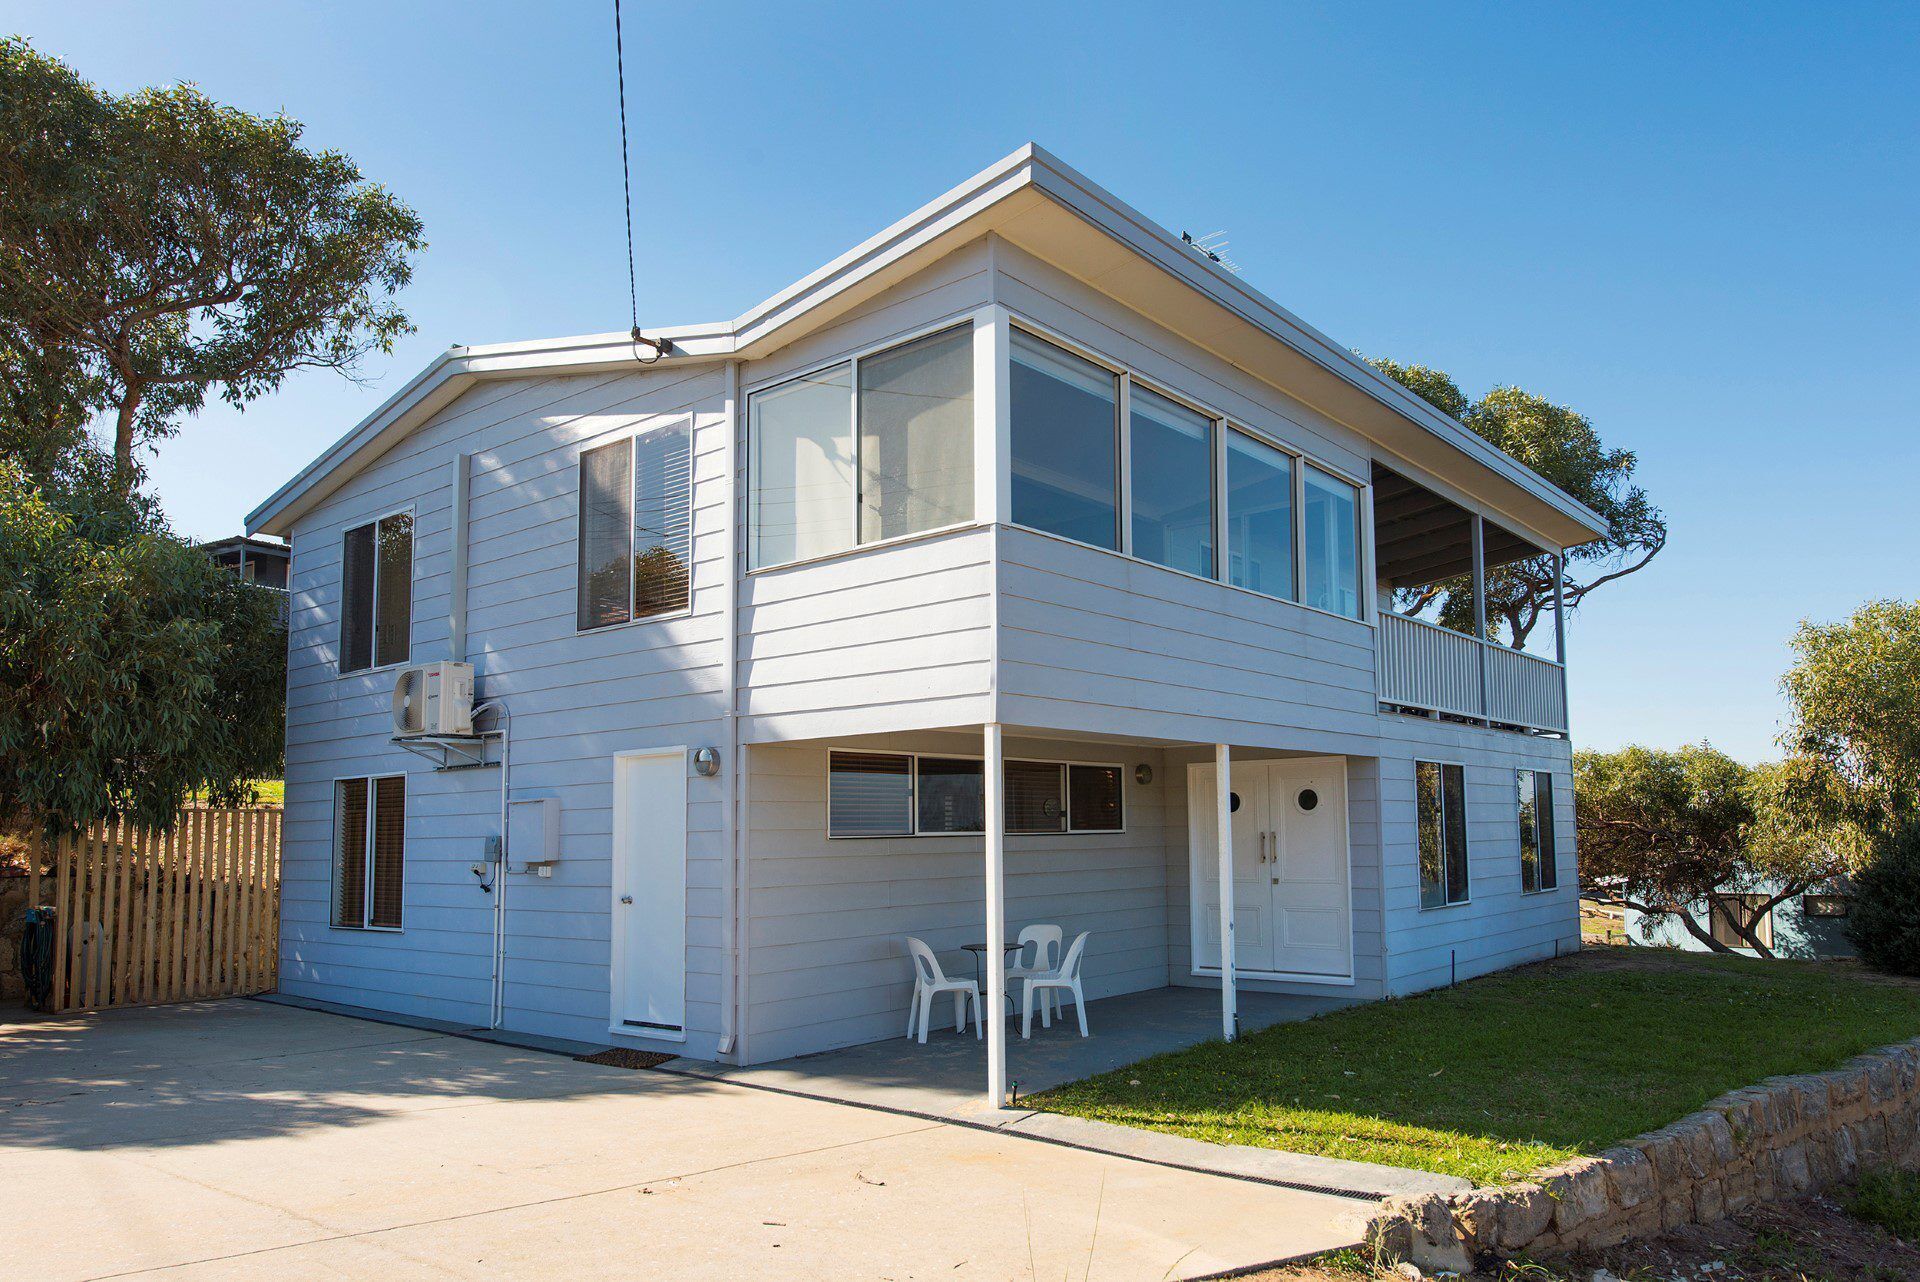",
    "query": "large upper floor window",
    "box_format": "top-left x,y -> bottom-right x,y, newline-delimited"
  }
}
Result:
577,420 -> 694,630
1517,769 -> 1559,893
1302,464 -> 1362,619
1417,760 -> 1469,908
340,511 -> 412,673
1010,328 -> 1120,550
334,774 -> 405,930
749,325 -> 973,569
1006,323 -> 1368,621
1129,385 -> 1215,578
